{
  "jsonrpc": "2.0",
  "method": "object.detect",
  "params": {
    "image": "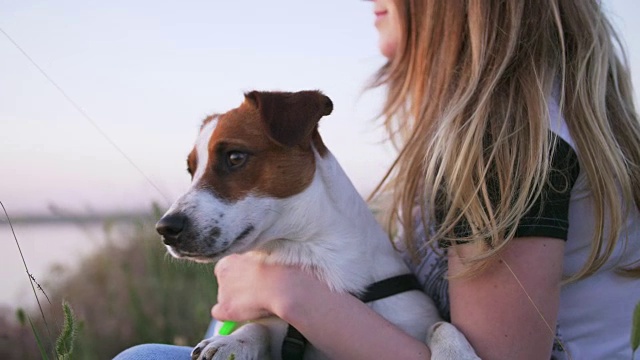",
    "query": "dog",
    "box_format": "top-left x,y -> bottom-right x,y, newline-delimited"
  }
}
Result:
156,90 -> 479,360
